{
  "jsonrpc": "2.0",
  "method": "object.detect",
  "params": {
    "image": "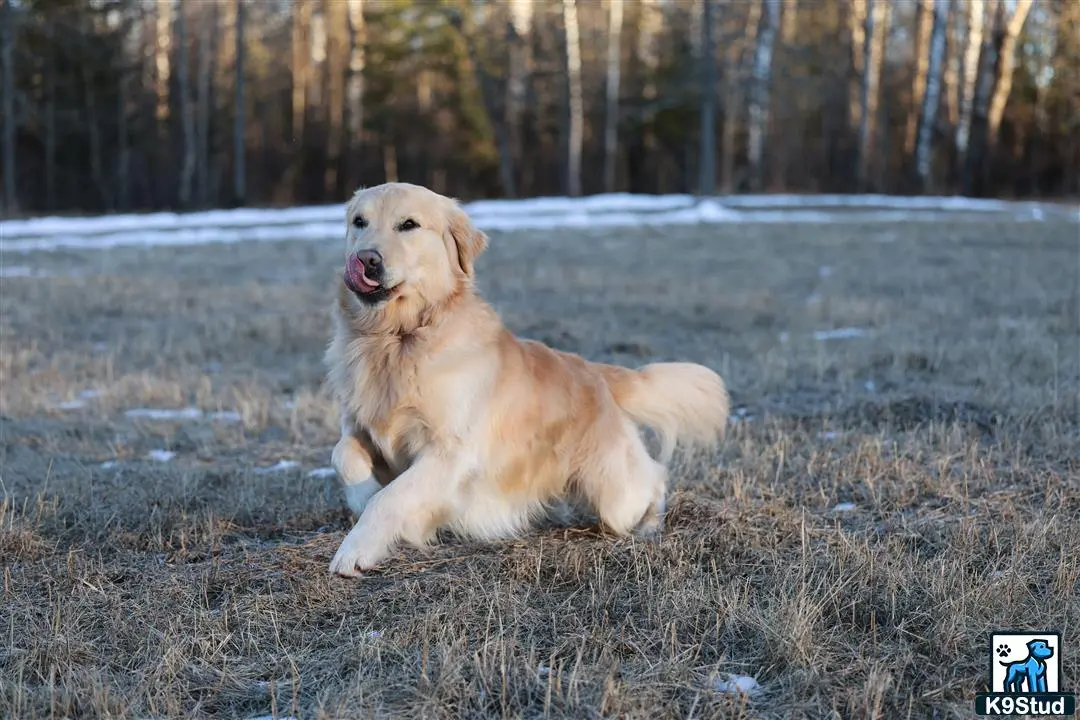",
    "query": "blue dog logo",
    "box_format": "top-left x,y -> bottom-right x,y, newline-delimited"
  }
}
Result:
1000,639 -> 1054,693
